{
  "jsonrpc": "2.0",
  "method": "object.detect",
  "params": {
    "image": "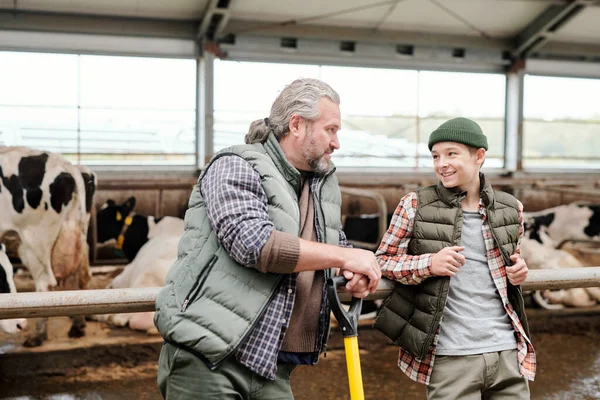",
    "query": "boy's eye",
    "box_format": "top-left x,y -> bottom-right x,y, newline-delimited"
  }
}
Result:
432,155 -> 439,160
